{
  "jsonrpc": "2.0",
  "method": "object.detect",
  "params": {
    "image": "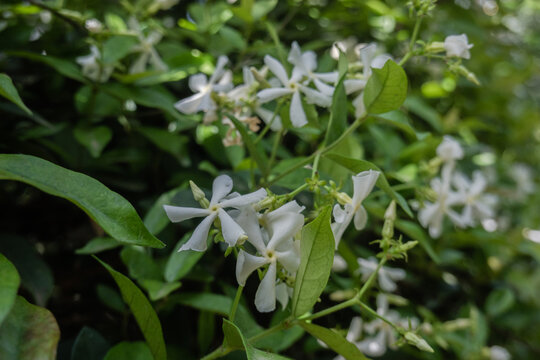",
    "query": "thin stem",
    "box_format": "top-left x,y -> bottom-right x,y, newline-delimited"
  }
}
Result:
399,16 -> 423,66
268,130 -> 283,171
357,301 -> 401,332
255,101 -> 284,144
248,322 -> 287,343
357,256 -> 387,301
229,285 -> 244,322
285,183 -> 309,200
301,297 -> 359,322
200,345 -> 232,360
